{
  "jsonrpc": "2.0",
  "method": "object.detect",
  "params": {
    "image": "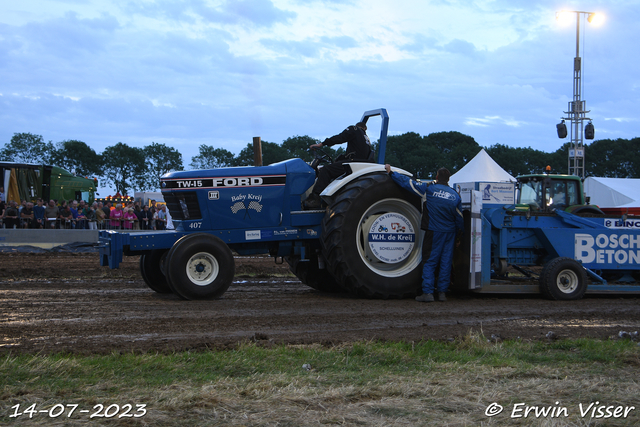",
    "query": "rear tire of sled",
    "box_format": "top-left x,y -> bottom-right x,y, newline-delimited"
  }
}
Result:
320,172 -> 423,298
539,257 -> 587,300
166,234 -> 235,300
140,250 -> 173,294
